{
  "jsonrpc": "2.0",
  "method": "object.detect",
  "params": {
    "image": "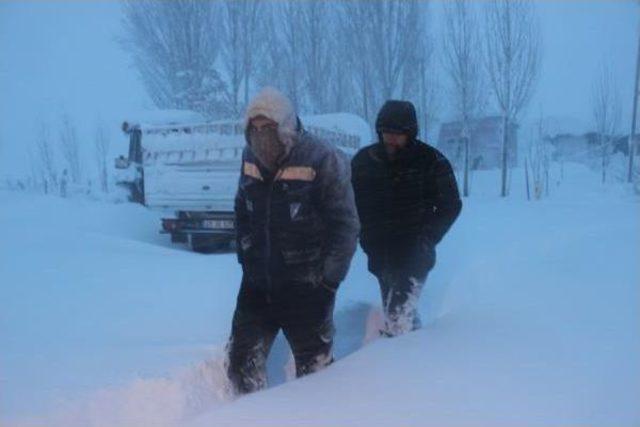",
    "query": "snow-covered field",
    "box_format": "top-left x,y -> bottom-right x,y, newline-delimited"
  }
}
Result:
1,163 -> 639,427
